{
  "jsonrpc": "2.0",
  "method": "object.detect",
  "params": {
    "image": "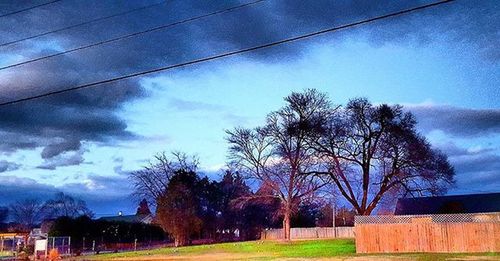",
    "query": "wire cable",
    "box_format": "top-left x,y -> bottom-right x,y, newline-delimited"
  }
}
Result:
0,1 -> 166,48
0,0 -> 455,107
0,0 -> 267,71
0,0 -> 63,19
